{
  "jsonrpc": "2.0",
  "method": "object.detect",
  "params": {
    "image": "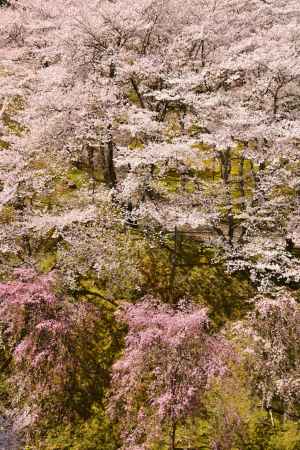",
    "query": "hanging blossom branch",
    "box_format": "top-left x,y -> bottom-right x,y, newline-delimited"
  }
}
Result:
0,268 -> 101,426
235,292 -> 300,417
109,297 -> 233,450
